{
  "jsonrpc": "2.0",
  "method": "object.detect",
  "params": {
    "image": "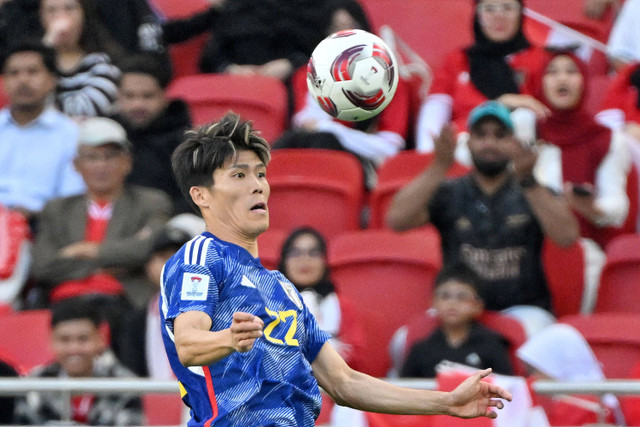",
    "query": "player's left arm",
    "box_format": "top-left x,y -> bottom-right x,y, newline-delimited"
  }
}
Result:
311,343 -> 511,418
